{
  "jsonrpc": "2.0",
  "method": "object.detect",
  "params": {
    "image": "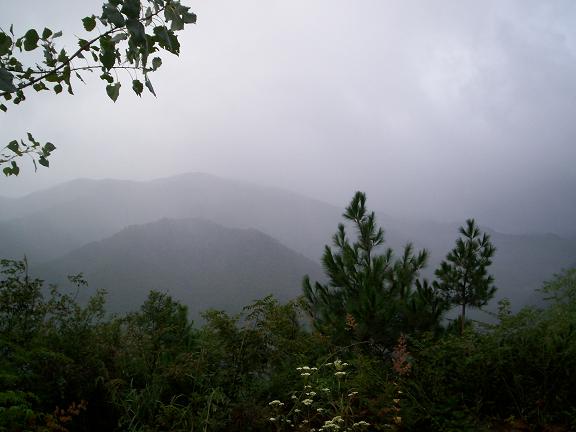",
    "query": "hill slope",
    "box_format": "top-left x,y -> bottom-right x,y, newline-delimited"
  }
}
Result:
35,218 -> 324,318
